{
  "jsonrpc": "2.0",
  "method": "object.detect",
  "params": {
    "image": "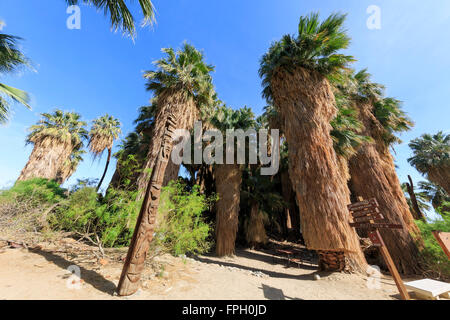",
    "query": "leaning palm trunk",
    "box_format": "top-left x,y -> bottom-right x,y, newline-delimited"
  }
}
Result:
215,164 -> 242,257
17,138 -> 72,183
245,201 -> 268,247
271,66 -> 367,272
349,103 -> 421,274
97,148 -> 112,191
